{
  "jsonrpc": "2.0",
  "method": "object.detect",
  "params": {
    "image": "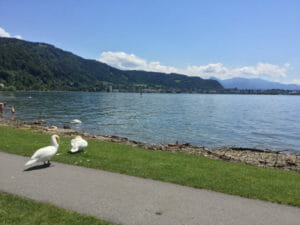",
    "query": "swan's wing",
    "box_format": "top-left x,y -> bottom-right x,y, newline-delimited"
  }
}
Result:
70,138 -> 79,152
25,158 -> 38,166
26,145 -> 56,166
71,138 -> 78,148
70,138 -> 87,152
78,139 -> 88,148
31,146 -> 55,160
